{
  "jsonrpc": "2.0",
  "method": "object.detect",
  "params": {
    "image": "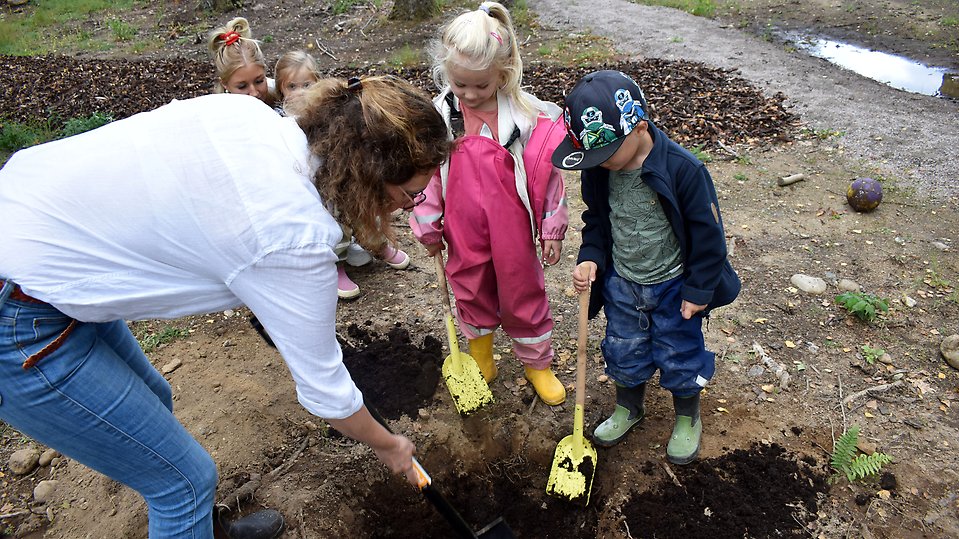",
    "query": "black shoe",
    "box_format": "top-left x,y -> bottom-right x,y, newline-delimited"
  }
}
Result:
216,506 -> 285,539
